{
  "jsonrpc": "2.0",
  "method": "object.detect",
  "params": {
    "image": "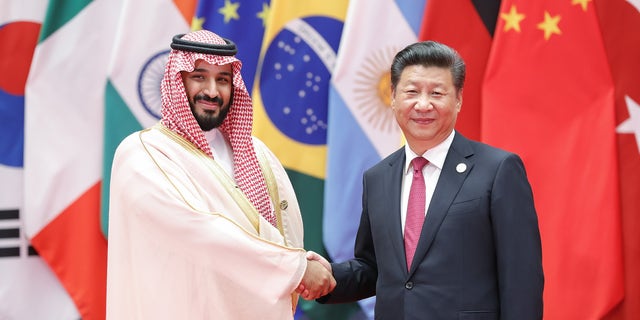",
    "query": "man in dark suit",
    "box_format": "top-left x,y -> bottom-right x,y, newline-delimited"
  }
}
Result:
315,41 -> 544,319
